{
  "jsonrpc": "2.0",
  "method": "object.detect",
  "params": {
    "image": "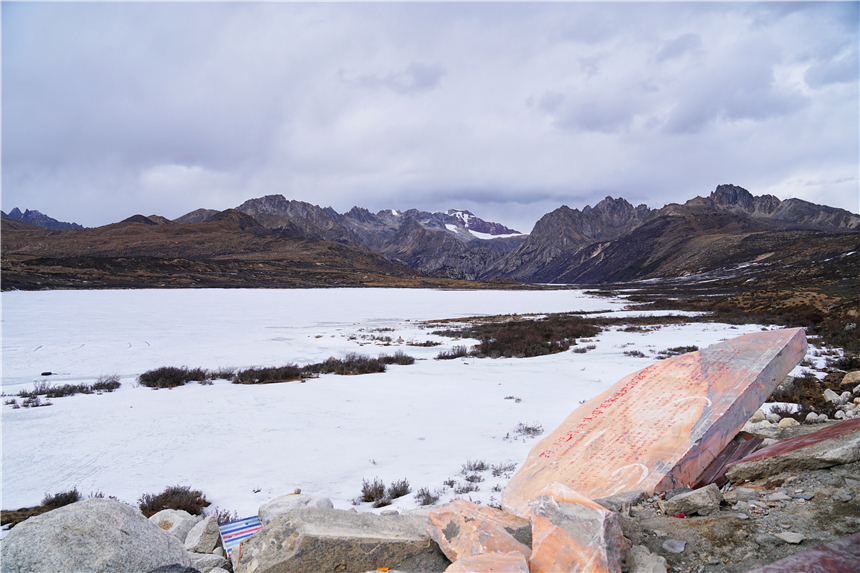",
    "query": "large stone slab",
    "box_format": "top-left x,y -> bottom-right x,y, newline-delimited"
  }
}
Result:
725,418 -> 860,482
0,498 -> 192,573
528,482 -> 624,573
503,328 -> 806,516
425,500 -> 531,563
233,507 -> 450,573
